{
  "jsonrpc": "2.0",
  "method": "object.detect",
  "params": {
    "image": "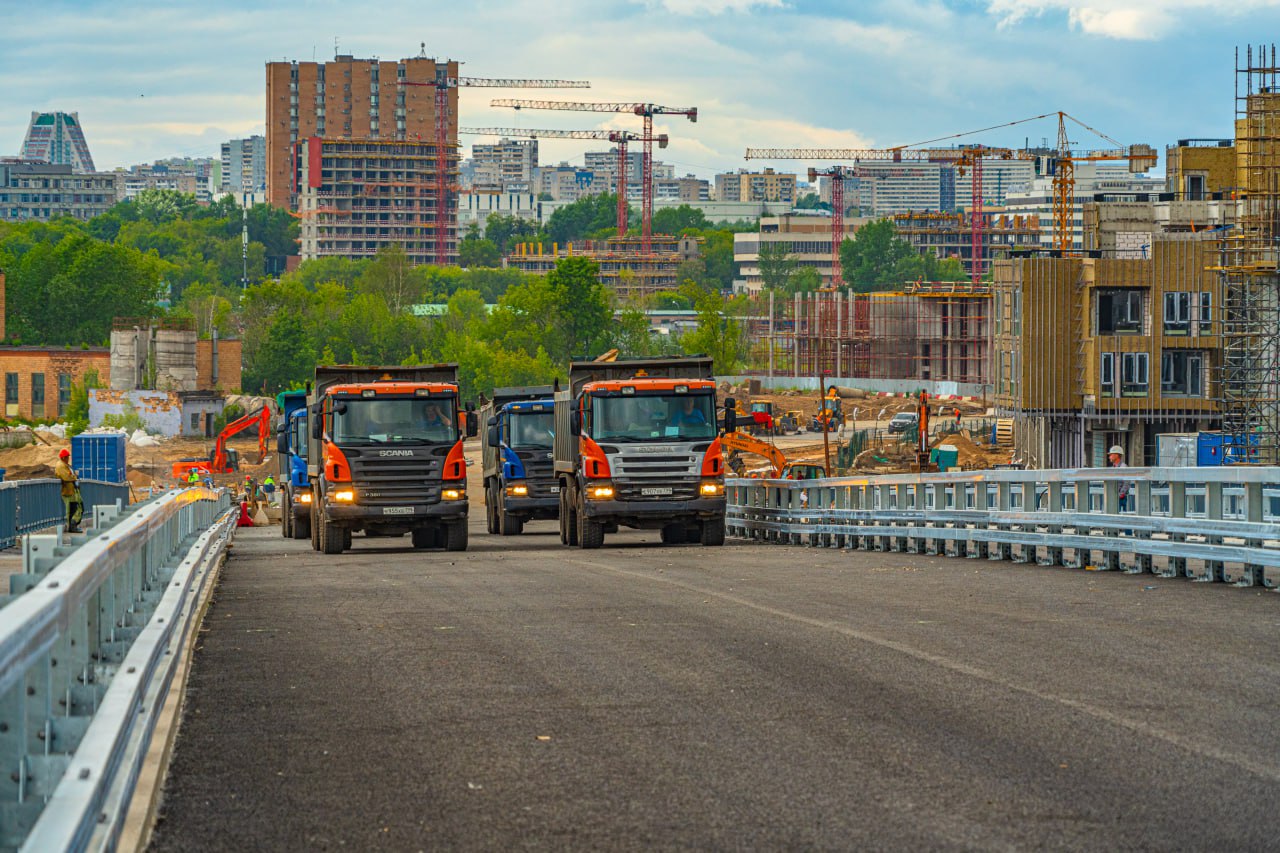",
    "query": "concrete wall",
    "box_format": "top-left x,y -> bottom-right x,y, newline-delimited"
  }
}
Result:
89,389 -> 225,437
